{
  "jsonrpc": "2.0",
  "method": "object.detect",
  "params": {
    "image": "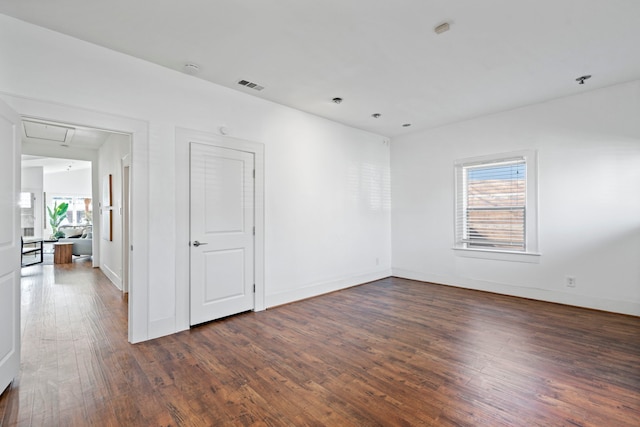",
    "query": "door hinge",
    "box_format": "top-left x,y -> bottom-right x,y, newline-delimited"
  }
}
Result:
253,284 -> 256,293
253,169 -> 255,179
253,226 -> 255,236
